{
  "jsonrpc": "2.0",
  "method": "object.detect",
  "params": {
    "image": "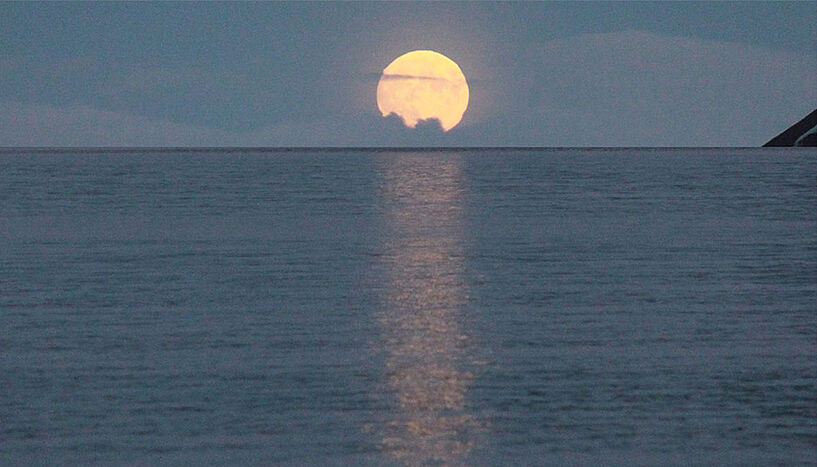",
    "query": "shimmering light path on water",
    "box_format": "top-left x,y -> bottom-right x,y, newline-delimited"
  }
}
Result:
1,148 -> 815,464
